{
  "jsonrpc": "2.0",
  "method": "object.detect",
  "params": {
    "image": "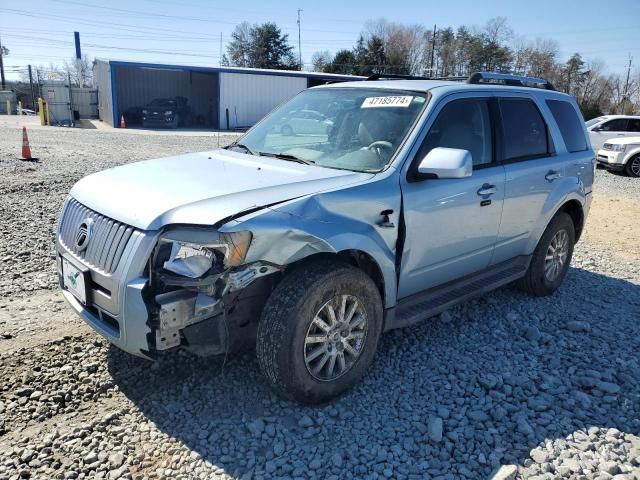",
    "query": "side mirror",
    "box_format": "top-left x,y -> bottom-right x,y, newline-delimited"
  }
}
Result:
416,147 -> 473,179
591,126 -> 602,132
